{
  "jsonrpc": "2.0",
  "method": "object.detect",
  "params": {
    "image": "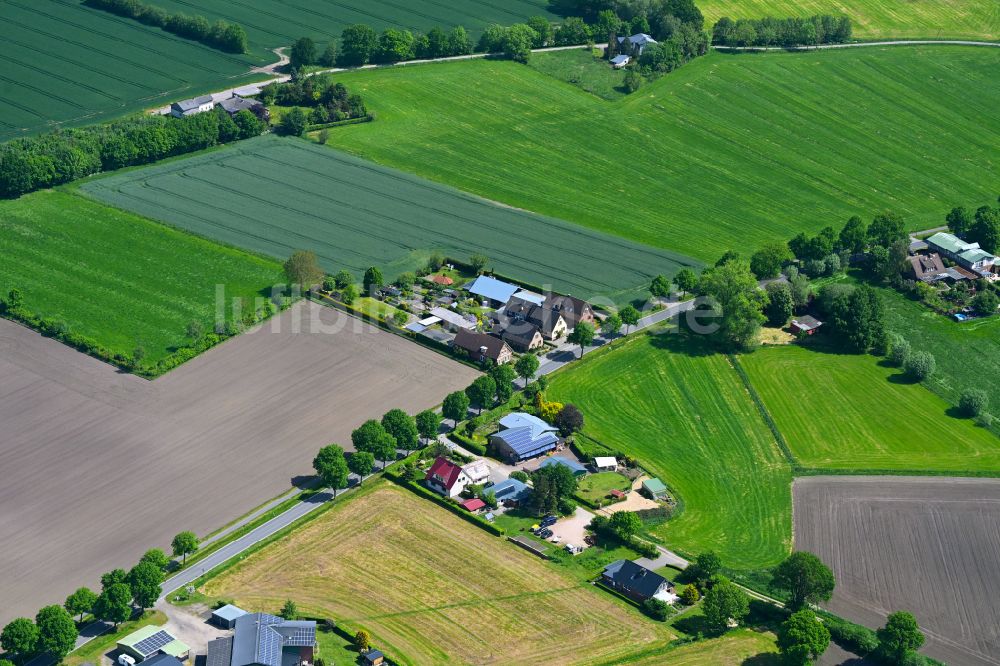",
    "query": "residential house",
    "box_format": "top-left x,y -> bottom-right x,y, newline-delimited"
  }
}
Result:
617,33 -> 658,56
452,329 -> 513,365
207,614 -> 316,666
593,456 -> 618,472
460,497 -> 486,512
467,275 -> 519,307
118,626 -> 190,663
211,604 -> 247,629
216,94 -> 268,120
491,477 -> 531,504
907,253 -> 946,282
547,294 -> 595,330
601,560 -> 673,603
424,456 -> 470,498
170,95 -> 214,118
429,306 -> 476,332
926,232 -> 997,274
641,478 -> 668,499
490,413 -> 560,463
790,315 -> 823,335
505,296 -> 568,340
462,459 -> 490,486
493,314 -> 545,352
610,54 -> 631,68
426,274 -> 454,286
539,456 -> 588,477
512,290 -> 545,306
927,266 -> 978,284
